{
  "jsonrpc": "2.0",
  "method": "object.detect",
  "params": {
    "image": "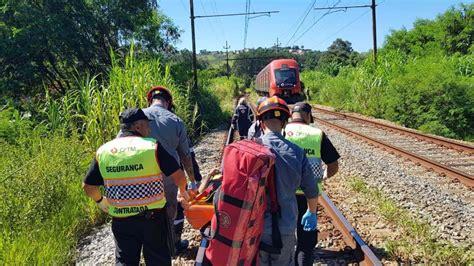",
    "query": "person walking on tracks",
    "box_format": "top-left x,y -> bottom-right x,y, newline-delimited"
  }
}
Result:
247,96 -> 267,139
256,96 -> 319,266
232,97 -> 255,139
144,86 -> 198,254
286,102 -> 340,266
82,108 -> 190,265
